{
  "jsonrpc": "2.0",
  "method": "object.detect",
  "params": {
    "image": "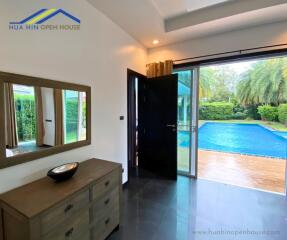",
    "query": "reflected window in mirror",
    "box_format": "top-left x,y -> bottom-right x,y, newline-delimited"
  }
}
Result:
5,84 -> 53,157
14,84 -> 36,143
63,90 -> 87,144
